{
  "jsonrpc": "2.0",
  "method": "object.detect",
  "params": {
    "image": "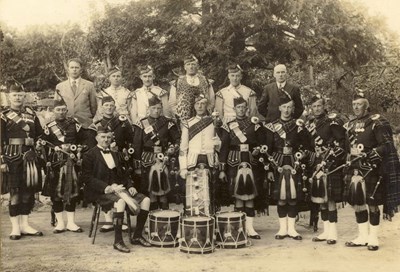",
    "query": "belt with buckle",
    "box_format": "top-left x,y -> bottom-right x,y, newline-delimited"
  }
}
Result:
9,138 -> 34,146
230,144 -> 253,152
283,146 -> 292,155
143,146 -> 163,153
